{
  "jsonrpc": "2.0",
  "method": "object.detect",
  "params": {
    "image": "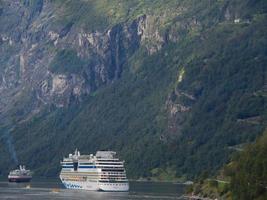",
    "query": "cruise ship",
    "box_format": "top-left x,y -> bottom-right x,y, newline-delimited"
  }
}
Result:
8,165 -> 32,182
59,150 -> 129,191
